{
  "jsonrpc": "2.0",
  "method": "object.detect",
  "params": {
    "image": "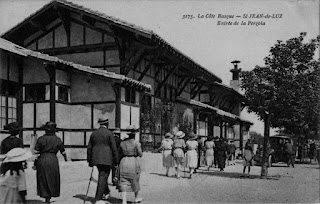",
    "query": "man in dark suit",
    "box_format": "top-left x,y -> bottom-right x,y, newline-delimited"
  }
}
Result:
87,118 -> 119,201
111,127 -> 122,186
